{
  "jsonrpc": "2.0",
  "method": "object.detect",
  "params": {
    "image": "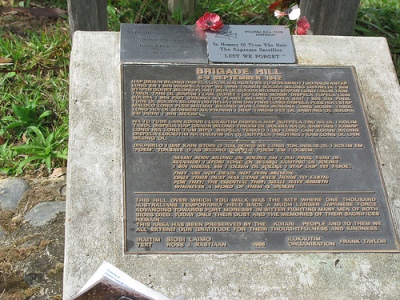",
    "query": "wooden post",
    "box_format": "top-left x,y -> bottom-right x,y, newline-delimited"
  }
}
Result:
168,0 -> 195,20
67,0 -> 108,38
299,0 -> 361,36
